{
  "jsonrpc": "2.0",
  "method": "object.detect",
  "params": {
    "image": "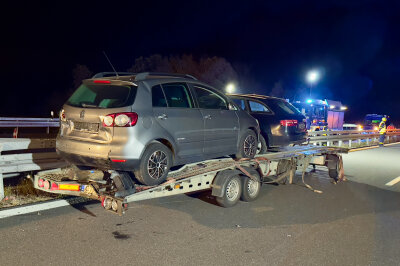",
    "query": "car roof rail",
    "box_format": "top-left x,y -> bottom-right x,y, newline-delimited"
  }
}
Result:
92,72 -> 136,78
134,72 -> 197,81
